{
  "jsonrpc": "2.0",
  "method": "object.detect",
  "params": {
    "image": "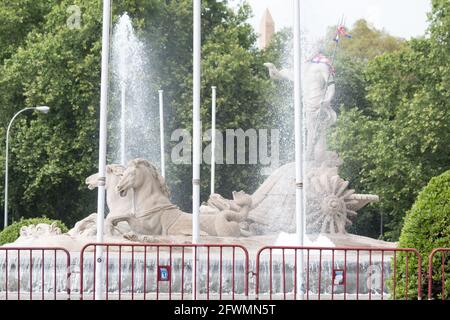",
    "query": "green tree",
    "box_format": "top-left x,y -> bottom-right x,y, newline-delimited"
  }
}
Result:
0,0 -> 52,62
329,0 -> 450,240
394,170 -> 450,300
157,2 -> 281,209
324,19 -> 404,112
327,19 -> 404,62
0,0 -> 286,227
0,0 -> 158,227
